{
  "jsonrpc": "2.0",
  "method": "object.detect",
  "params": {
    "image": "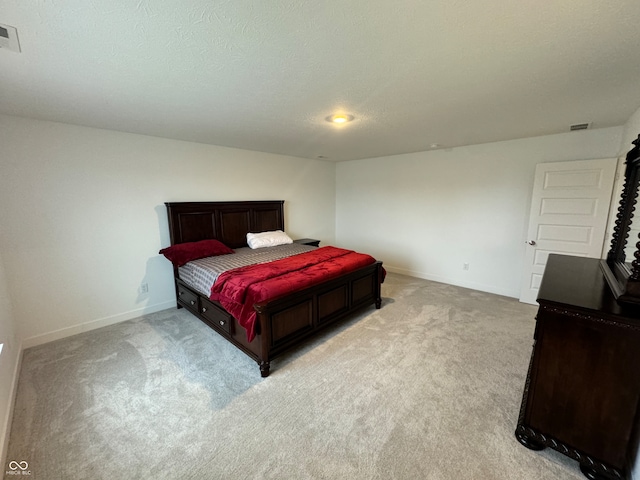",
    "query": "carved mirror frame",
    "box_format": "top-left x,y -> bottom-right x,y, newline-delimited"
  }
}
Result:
601,134 -> 640,304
